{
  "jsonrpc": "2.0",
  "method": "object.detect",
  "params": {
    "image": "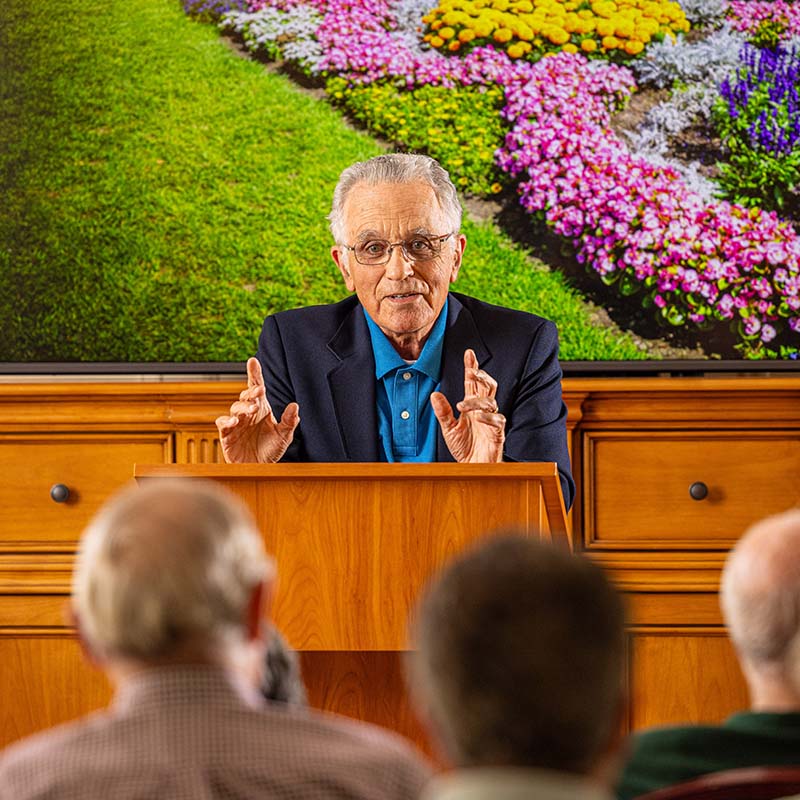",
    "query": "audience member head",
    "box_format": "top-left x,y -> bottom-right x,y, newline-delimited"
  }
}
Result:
72,478 -> 275,670
720,508 -> 800,703
409,534 -> 626,780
